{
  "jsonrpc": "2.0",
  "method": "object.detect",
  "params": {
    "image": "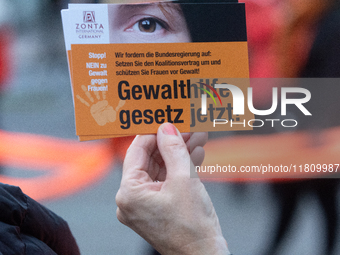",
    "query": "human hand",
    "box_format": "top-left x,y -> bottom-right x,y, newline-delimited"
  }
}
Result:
76,85 -> 125,126
116,123 -> 229,255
